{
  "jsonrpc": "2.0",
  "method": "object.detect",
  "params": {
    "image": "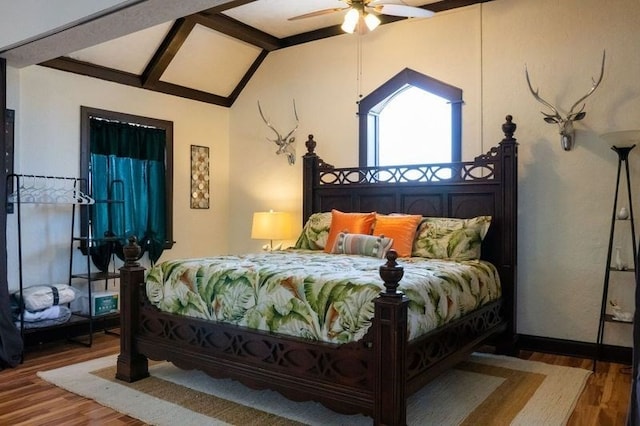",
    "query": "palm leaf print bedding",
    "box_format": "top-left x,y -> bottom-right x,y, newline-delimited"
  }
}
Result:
145,250 -> 501,344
